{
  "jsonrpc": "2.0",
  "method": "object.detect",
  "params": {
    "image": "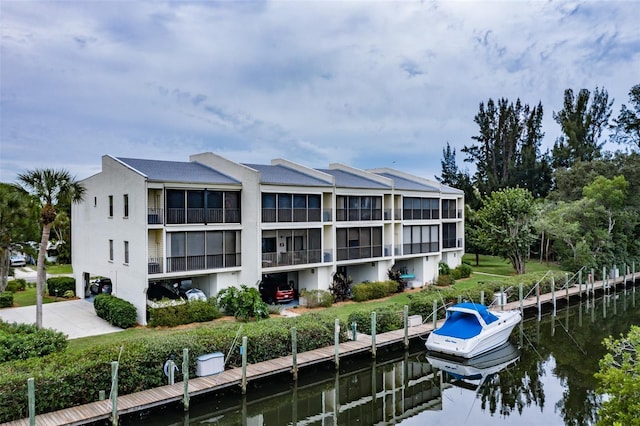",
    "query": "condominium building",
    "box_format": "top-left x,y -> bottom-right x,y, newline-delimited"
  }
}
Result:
72,152 -> 464,325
